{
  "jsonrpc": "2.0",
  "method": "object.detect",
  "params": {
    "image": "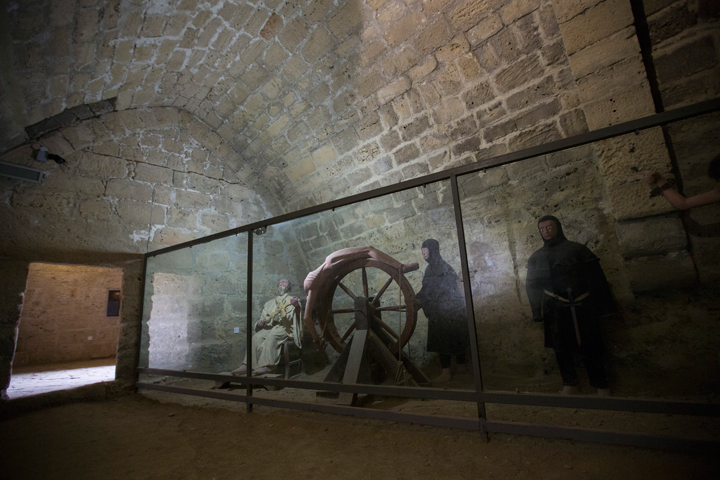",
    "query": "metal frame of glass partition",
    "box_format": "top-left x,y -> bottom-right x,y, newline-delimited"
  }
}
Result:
137,97 -> 720,452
